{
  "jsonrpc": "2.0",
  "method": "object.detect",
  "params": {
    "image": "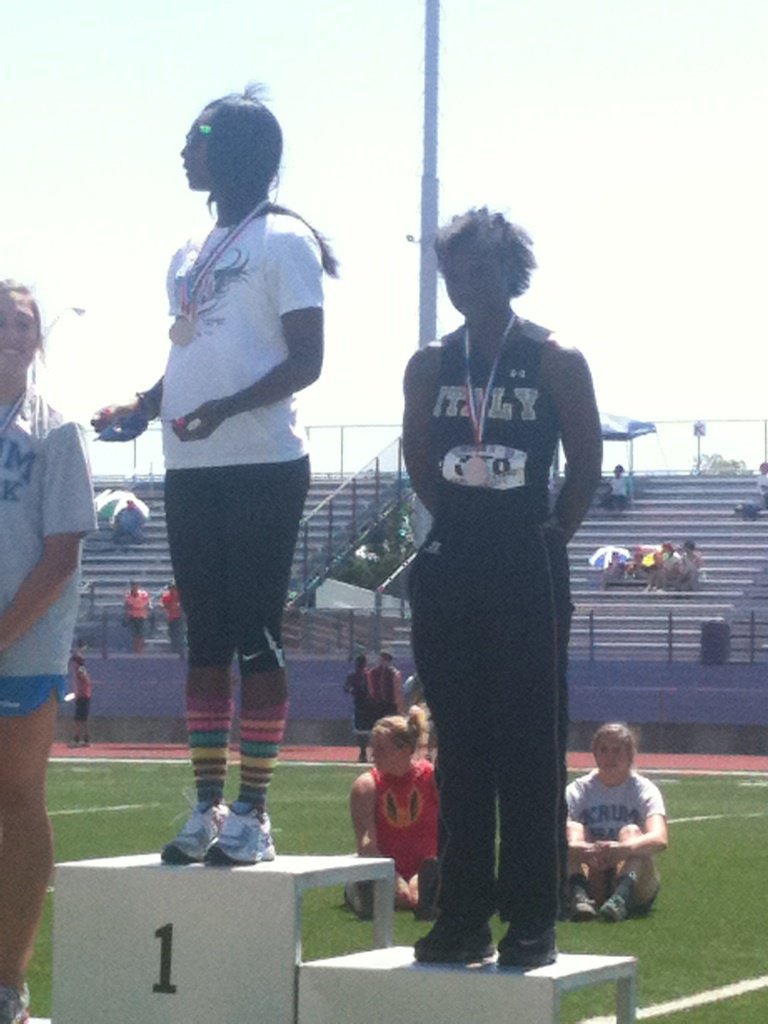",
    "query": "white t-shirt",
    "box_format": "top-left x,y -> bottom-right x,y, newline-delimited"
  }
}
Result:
162,212 -> 323,469
566,770 -> 666,842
